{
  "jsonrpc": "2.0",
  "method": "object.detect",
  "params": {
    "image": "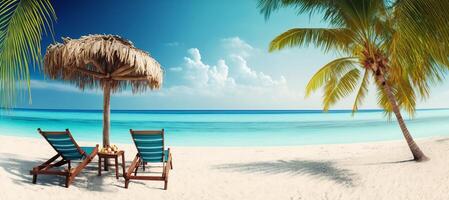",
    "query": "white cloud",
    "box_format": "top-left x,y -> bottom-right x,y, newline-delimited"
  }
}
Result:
221,37 -> 255,57
181,48 -> 235,89
229,54 -> 286,87
163,38 -> 297,102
